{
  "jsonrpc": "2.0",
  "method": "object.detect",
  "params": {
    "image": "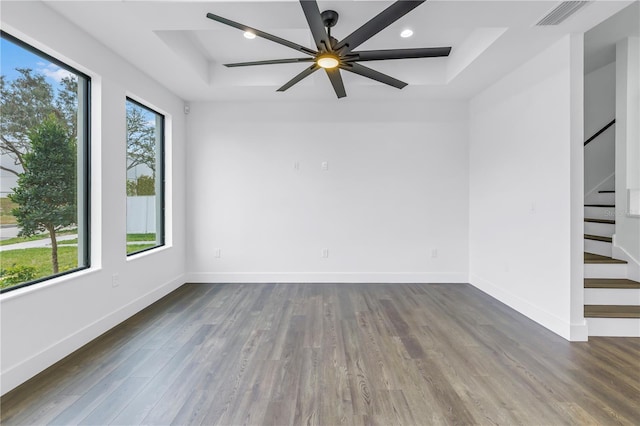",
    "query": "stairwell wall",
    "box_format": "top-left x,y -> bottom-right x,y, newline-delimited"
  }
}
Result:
469,35 -> 587,340
584,61 -> 616,195
613,36 -> 640,279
